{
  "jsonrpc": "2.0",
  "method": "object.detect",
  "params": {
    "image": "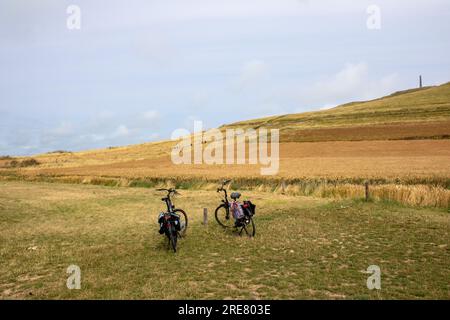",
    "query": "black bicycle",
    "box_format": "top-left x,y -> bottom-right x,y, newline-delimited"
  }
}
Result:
215,180 -> 256,237
156,188 -> 188,252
